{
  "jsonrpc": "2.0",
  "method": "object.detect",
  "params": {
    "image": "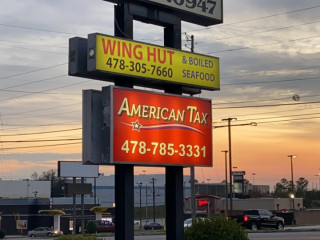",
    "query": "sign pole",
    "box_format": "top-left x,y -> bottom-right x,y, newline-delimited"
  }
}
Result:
114,3 -> 134,240
163,18 -> 185,240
